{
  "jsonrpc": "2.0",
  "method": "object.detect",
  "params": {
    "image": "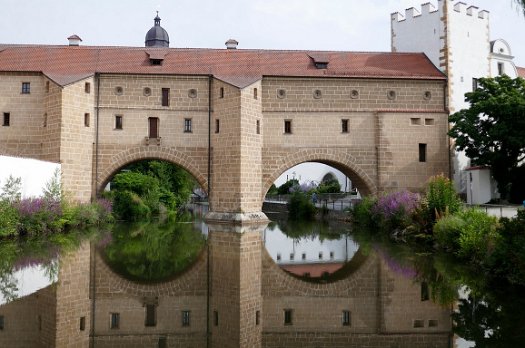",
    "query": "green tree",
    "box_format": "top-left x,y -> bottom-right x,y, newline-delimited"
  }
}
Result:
316,178 -> 341,194
449,76 -> 525,200
277,179 -> 299,195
